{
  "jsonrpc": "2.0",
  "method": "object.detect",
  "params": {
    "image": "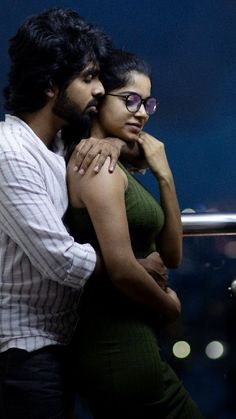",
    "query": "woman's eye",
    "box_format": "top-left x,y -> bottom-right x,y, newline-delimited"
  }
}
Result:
126,98 -> 136,106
